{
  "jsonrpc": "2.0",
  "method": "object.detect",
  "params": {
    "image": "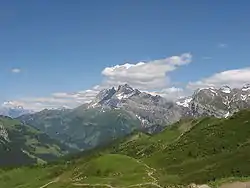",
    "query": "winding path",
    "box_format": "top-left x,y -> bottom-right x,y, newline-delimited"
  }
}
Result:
73,182 -> 162,188
73,183 -> 115,188
38,177 -> 59,188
